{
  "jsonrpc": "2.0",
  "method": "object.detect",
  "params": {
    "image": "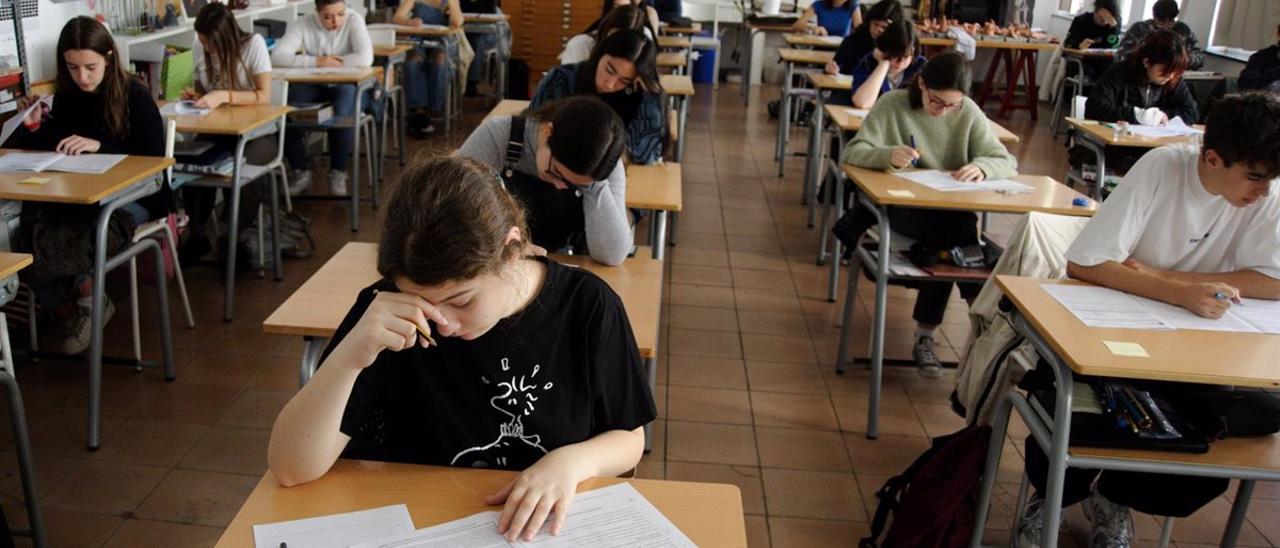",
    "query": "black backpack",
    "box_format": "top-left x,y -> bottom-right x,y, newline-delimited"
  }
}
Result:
860,425 -> 992,548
